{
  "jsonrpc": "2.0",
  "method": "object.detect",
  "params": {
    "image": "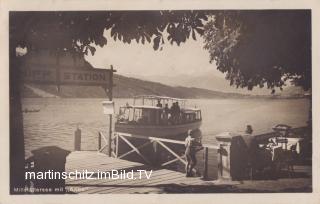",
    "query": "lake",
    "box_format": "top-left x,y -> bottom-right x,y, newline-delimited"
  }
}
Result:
22,98 -> 310,158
